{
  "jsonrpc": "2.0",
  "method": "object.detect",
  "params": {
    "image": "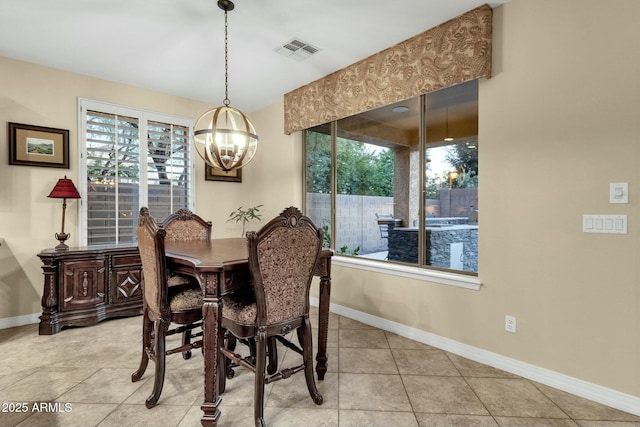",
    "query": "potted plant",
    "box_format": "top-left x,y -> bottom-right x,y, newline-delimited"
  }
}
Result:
227,205 -> 263,237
